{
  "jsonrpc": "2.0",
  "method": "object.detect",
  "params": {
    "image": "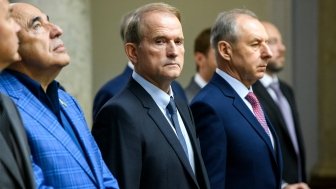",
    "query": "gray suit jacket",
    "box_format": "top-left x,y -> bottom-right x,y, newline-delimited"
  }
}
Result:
0,93 -> 35,189
185,76 -> 202,103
